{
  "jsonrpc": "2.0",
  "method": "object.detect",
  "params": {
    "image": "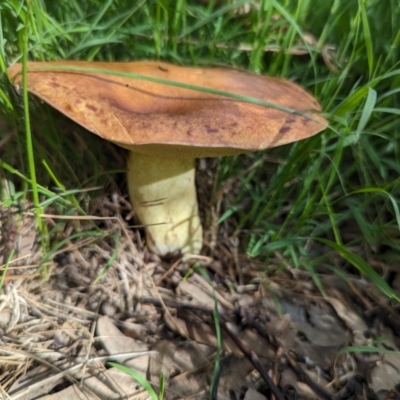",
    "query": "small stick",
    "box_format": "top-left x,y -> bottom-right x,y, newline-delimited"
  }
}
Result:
286,352 -> 333,400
